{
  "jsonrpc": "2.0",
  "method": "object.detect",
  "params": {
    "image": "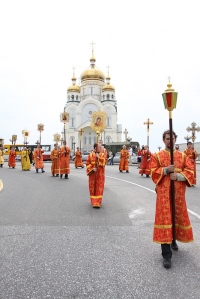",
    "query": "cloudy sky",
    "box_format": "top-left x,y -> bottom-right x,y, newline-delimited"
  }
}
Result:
1,0 -> 200,152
